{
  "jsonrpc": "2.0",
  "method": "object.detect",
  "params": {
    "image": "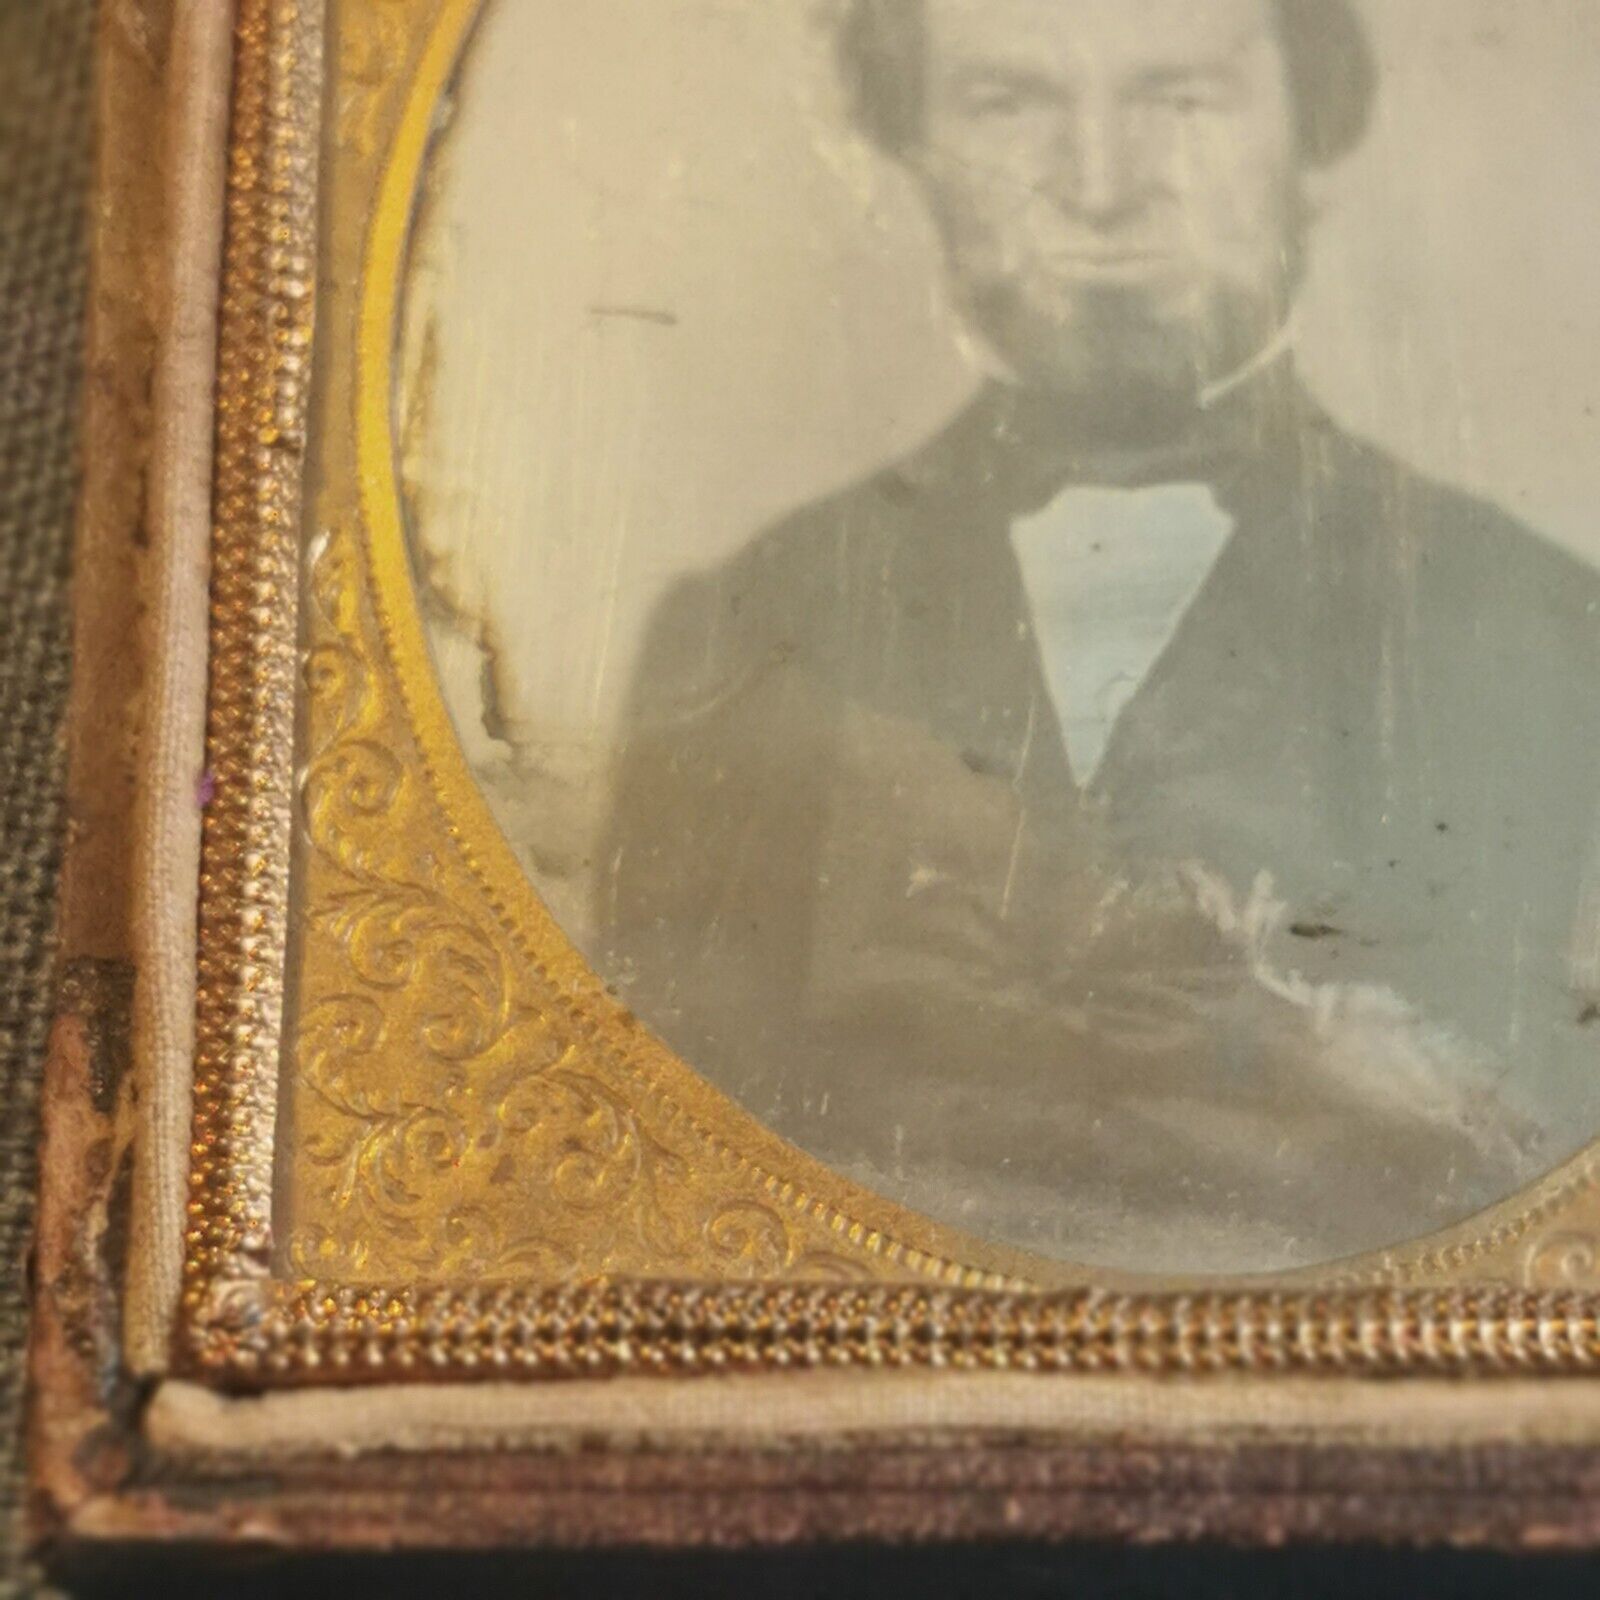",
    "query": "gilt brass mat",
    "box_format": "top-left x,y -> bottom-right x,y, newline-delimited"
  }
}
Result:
180,0 -> 1600,1384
